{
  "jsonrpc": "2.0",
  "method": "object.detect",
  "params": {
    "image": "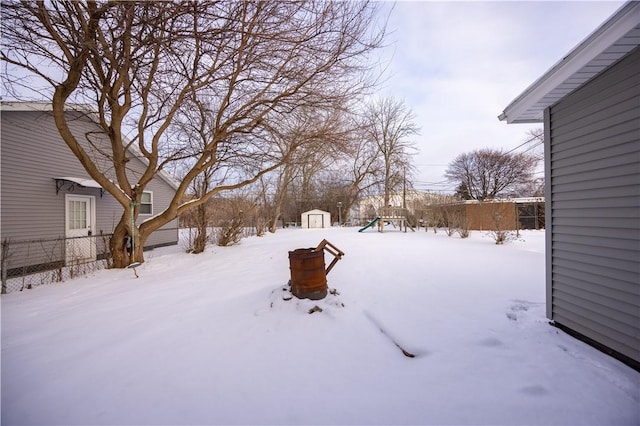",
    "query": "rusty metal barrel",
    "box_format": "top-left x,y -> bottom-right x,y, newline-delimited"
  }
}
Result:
288,248 -> 327,300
